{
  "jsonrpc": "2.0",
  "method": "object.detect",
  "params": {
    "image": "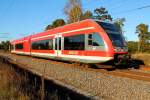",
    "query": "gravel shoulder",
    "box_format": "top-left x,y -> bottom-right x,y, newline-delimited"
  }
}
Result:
0,53 -> 150,100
